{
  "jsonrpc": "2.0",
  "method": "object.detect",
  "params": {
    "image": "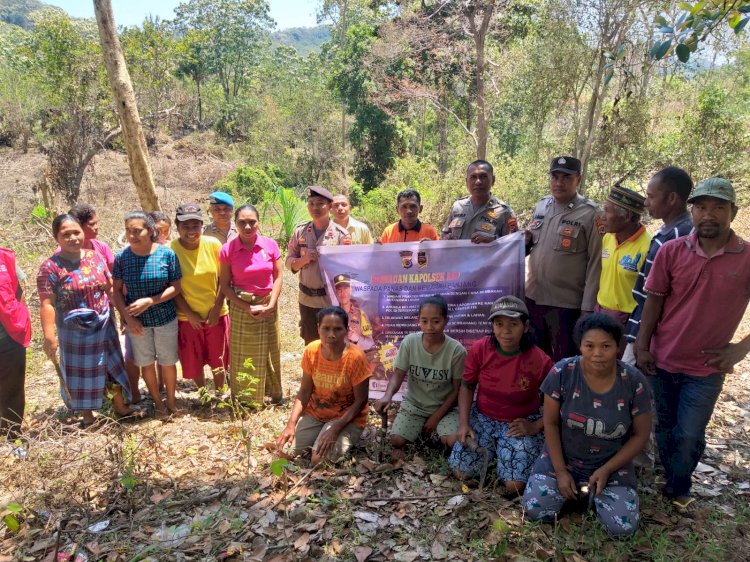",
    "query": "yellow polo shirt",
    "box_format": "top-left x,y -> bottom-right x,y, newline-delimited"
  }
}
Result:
597,226 -> 651,313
